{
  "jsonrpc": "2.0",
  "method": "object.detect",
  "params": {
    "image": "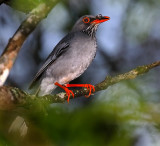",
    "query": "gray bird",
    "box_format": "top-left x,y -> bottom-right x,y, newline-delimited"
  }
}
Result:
29,14 -> 110,102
